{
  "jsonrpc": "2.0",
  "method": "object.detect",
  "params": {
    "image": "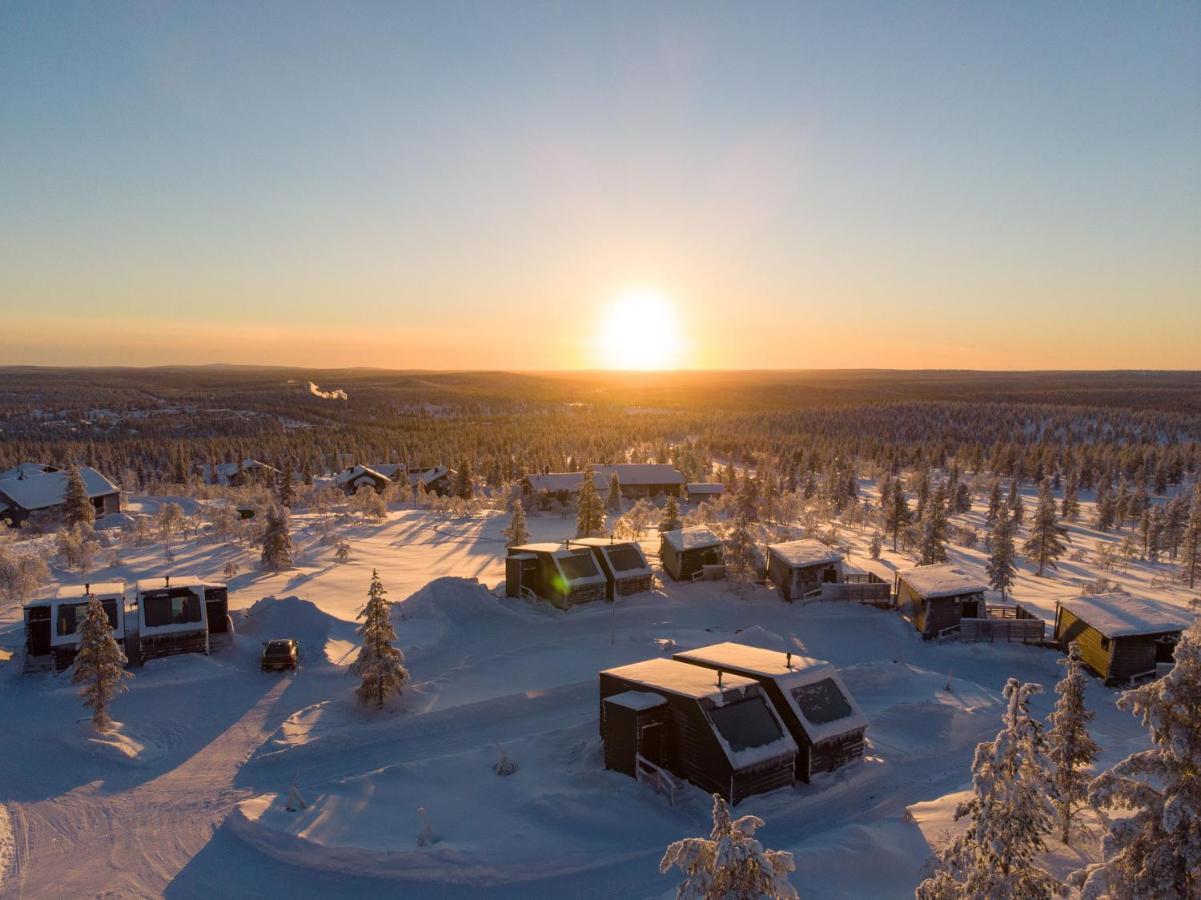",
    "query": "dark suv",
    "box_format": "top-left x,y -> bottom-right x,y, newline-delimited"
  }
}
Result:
261,639 -> 299,672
